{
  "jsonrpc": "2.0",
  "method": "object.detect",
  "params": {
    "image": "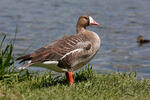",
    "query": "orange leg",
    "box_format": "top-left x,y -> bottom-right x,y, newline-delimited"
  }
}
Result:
65,71 -> 74,85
